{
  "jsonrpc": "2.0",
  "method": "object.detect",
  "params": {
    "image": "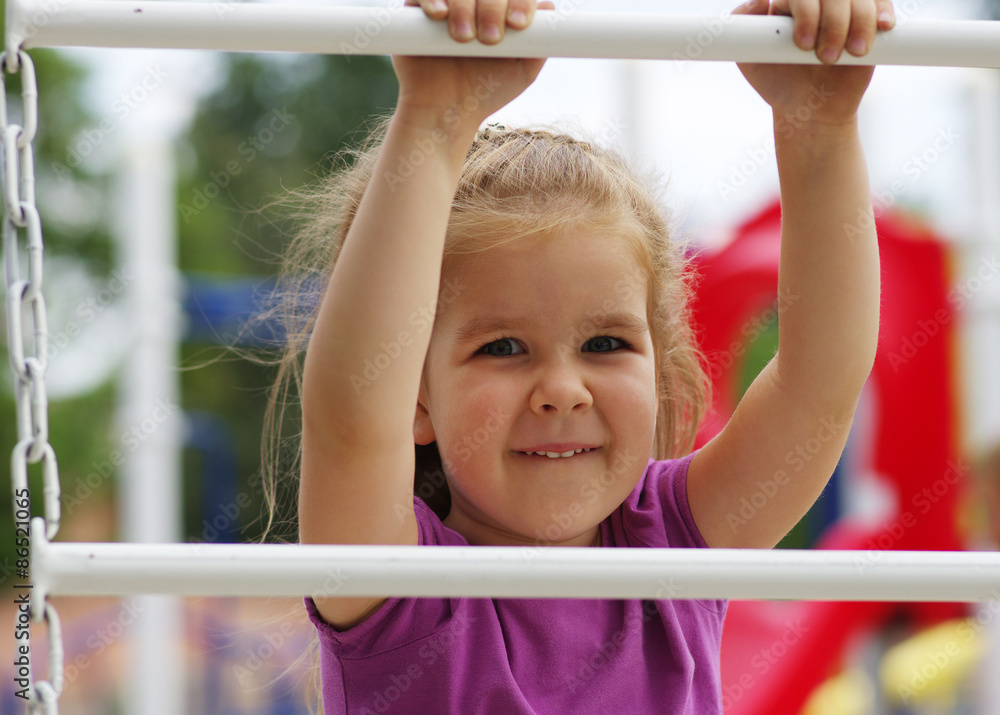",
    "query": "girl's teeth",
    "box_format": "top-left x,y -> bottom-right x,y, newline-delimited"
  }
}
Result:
525,448 -> 592,458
